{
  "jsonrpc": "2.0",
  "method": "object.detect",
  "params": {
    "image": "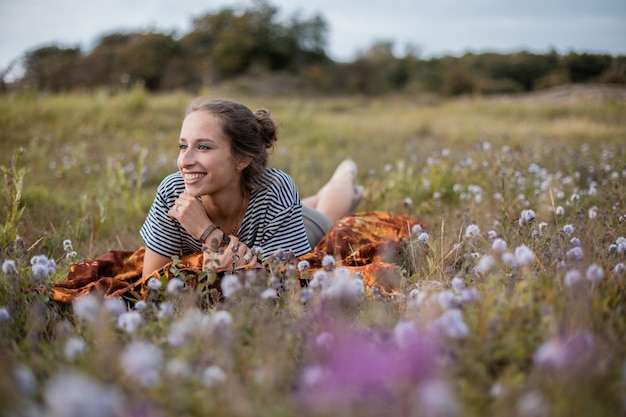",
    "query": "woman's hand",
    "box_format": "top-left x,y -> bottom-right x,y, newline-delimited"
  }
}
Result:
168,192 -> 210,240
202,235 -> 259,272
